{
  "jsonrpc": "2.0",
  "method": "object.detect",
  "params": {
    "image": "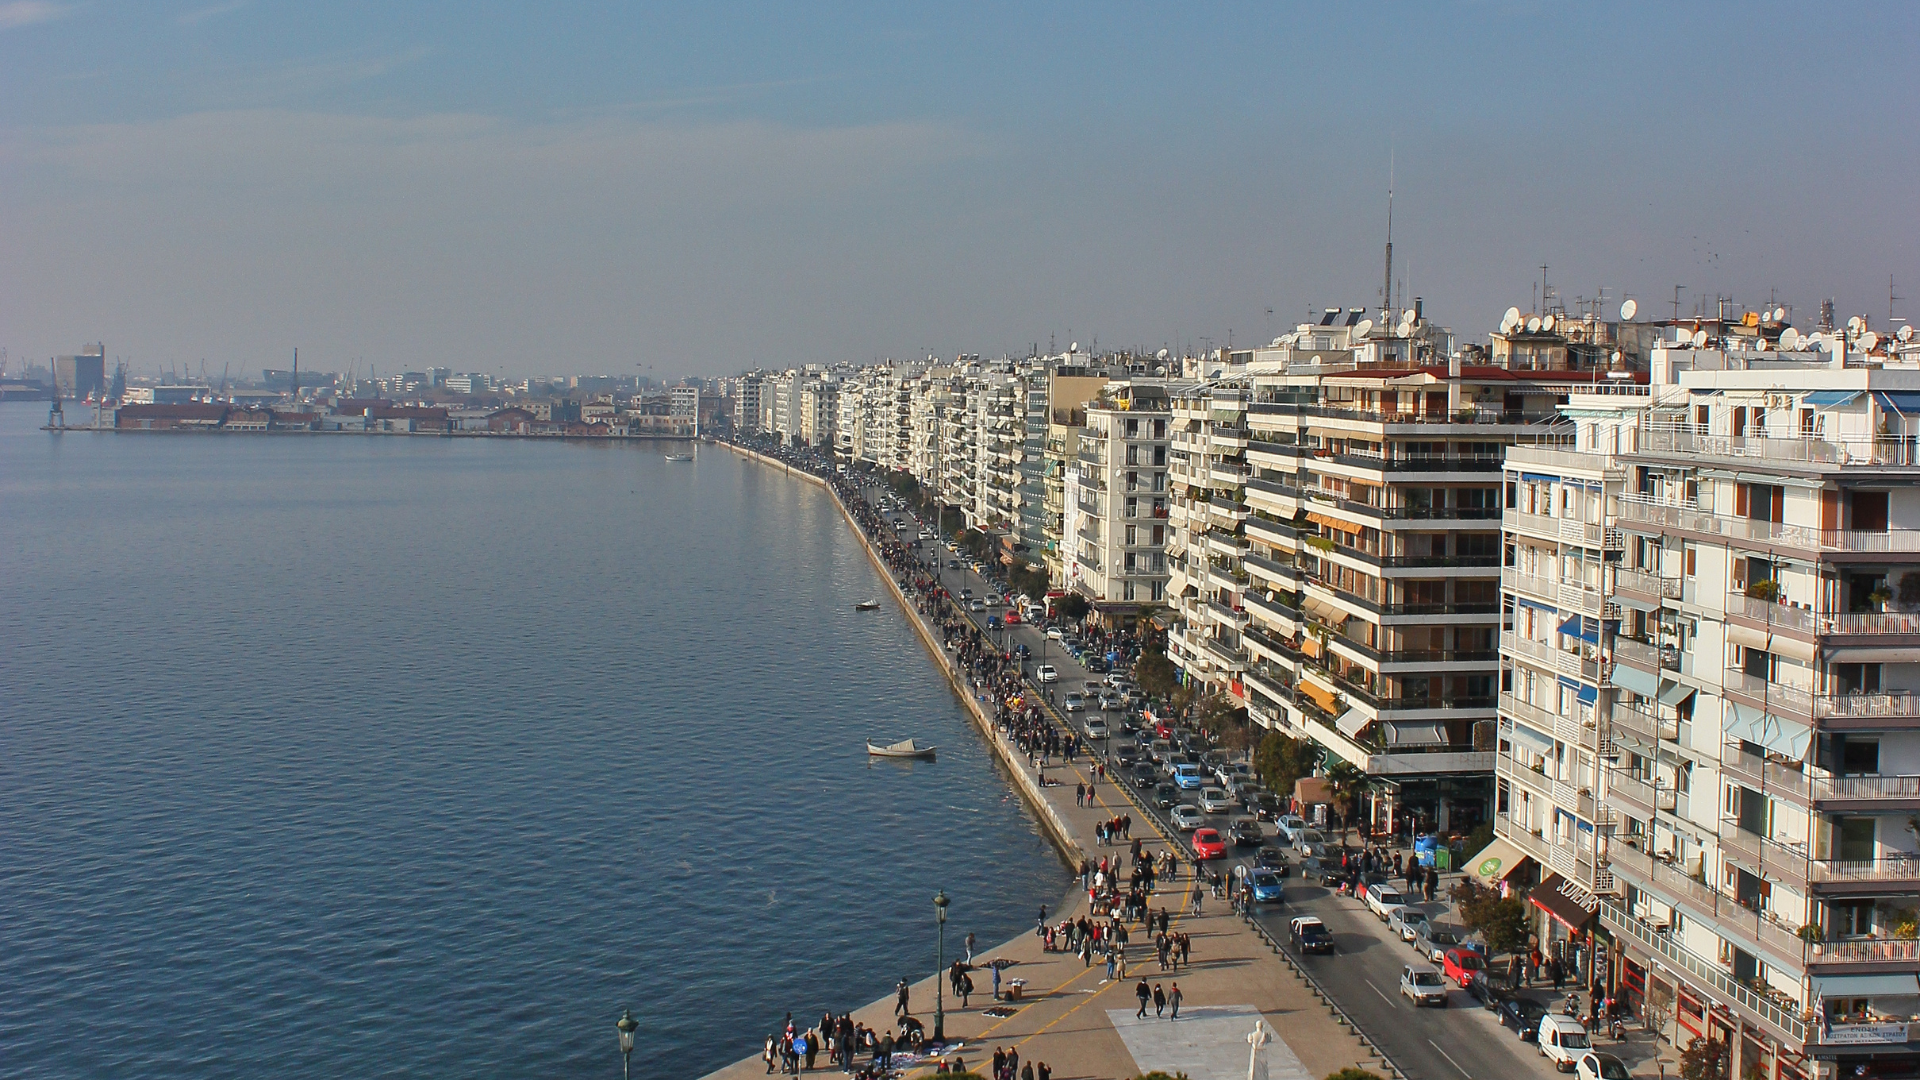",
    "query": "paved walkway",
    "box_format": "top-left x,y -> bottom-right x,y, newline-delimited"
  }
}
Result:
702,451 -> 1377,1080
